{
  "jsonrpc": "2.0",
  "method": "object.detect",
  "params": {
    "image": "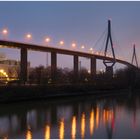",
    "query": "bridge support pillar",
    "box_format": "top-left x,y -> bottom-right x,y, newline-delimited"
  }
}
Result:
73,55 -> 79,82
20,48 -> 28,84
90,57 -> 96,79
106,66 -> 113,78
51,52 -> 57,83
